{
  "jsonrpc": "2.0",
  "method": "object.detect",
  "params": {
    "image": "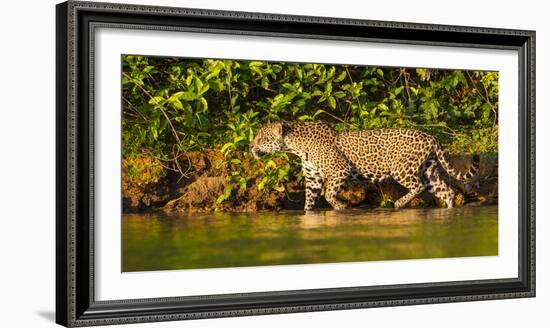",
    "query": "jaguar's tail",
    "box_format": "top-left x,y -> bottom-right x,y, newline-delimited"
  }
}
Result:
434,143 -> 480,183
